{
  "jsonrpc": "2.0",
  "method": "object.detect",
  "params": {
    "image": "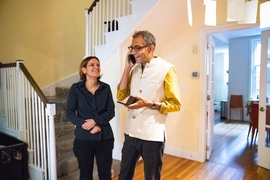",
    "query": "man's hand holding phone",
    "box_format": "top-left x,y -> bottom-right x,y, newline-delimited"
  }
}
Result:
117,96 -> 138,106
